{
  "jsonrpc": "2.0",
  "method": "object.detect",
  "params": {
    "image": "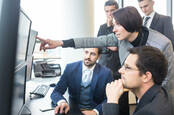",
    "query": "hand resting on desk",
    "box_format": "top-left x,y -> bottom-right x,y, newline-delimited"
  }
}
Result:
55,102 -> 69,115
